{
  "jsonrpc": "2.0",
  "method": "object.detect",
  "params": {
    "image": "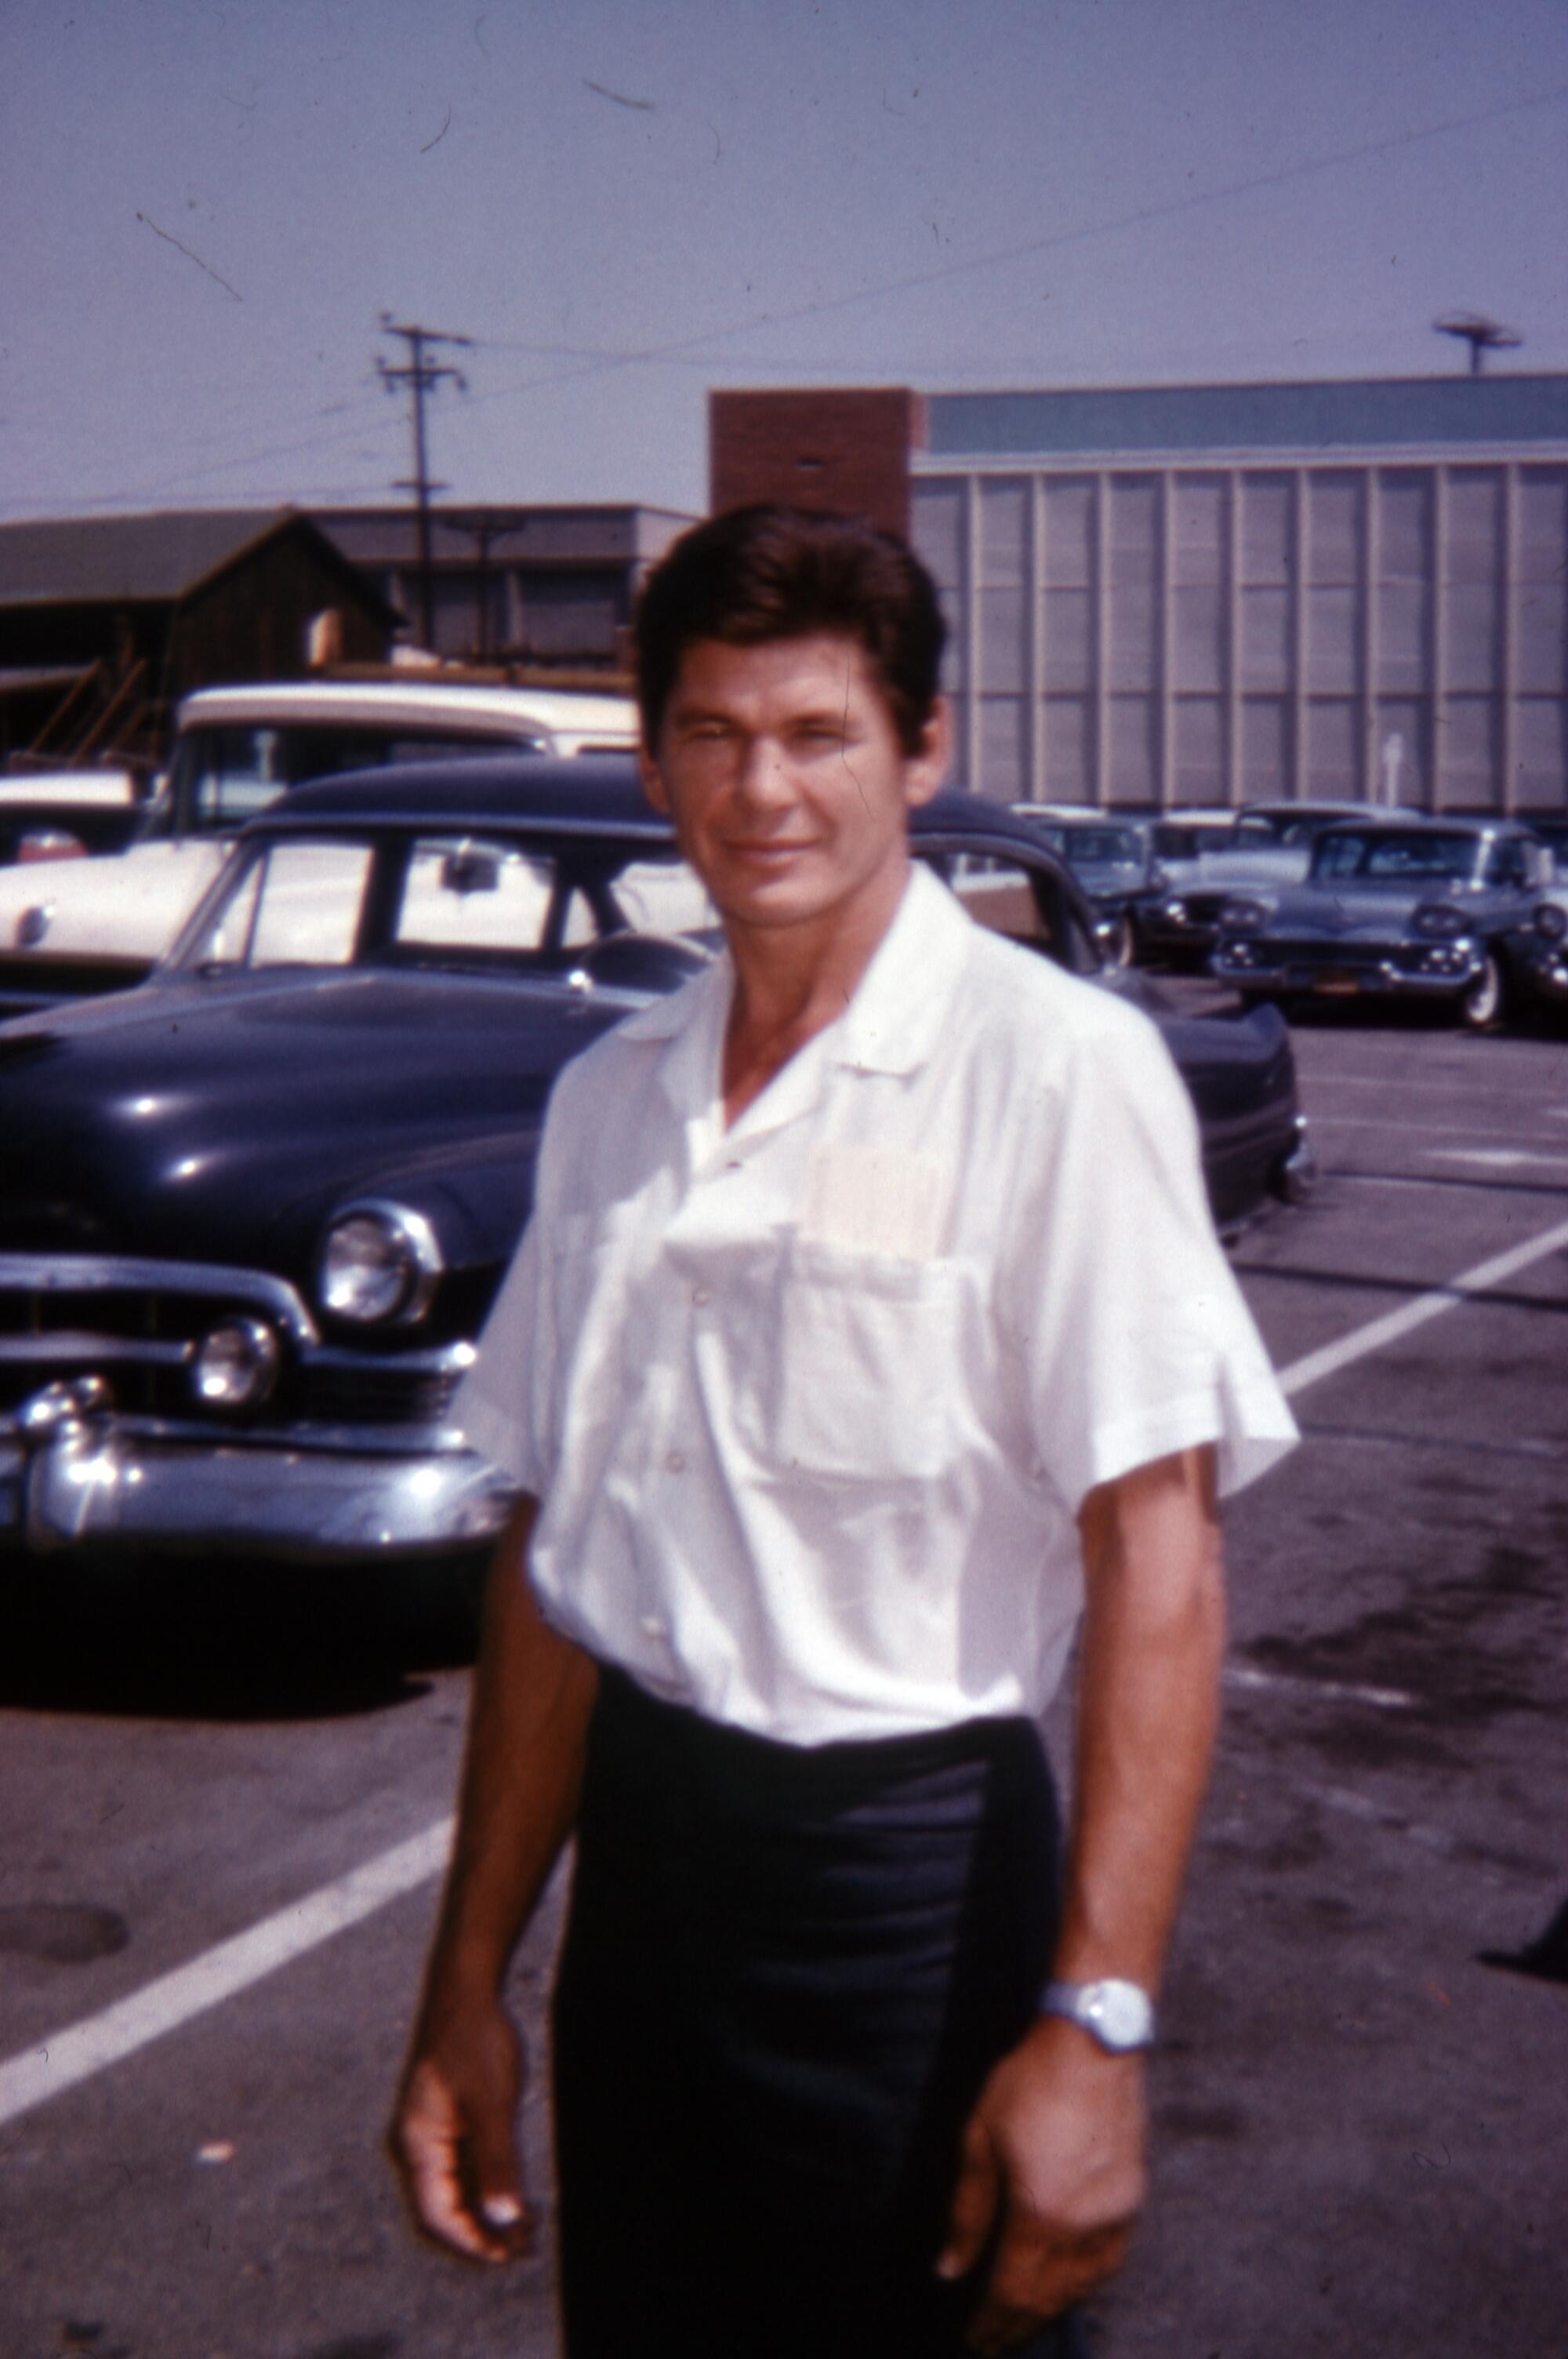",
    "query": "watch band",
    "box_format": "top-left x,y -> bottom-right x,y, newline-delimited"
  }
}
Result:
1040,1976 -> 1156,2053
